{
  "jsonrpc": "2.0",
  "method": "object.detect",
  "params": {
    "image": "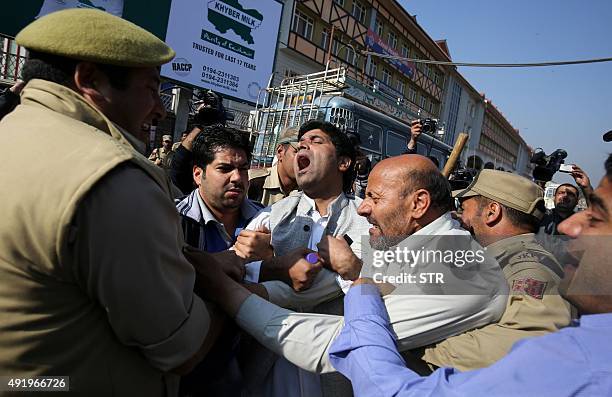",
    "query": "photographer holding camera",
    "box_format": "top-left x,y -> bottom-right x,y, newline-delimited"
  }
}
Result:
405,118 -> 437,155
535,156 -> 593,266
531,149 -> 593,235
540,165 -> 593,236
